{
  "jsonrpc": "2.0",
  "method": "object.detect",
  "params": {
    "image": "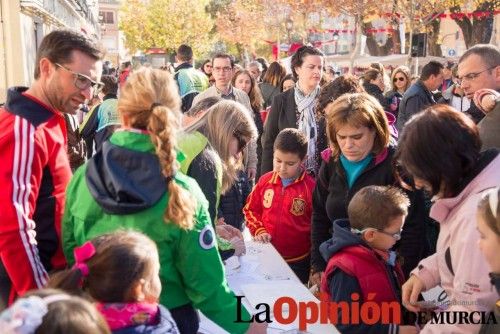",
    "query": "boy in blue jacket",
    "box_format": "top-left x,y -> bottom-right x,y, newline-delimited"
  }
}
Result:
320,185 -> 417,334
